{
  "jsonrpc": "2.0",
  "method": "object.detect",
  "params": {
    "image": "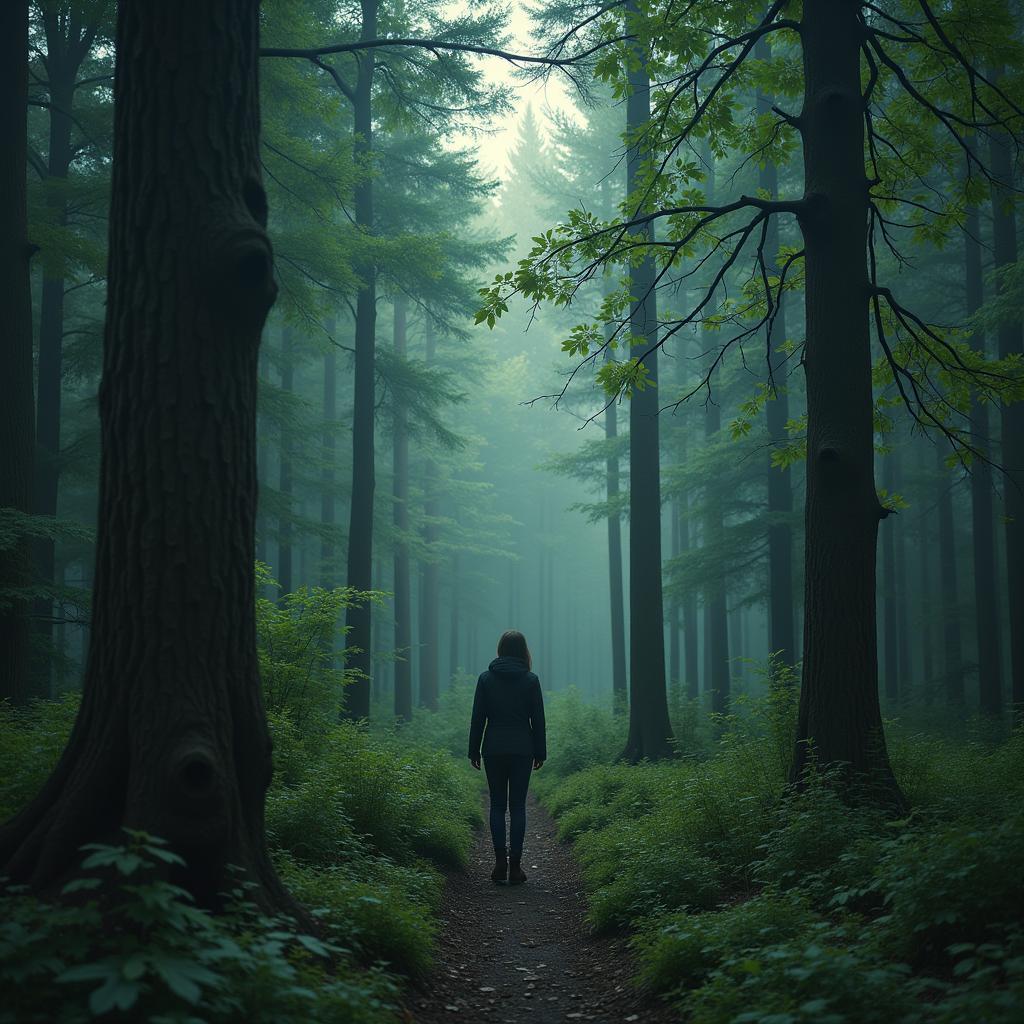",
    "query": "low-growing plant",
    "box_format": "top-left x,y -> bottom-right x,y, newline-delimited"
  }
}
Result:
634,890 -> 821,995
0,692 -> 78,821
0,831 -> 399,1024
